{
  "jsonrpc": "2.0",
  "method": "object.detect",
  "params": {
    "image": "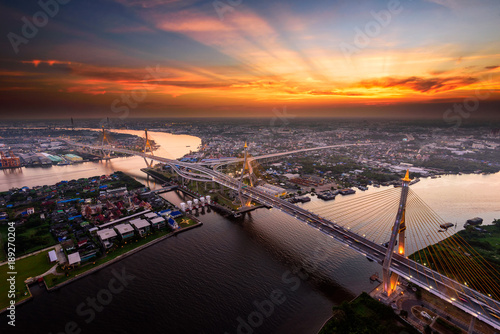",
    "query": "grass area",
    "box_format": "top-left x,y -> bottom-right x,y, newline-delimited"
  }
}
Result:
215,194 -> 240,210
433,317 -> 464,334
14,223 -> 57,256
319,292 -> 419,334
110,171 -> 144,190
1,216 -> 56,259
0,224 -> 8,262
0,249 -> 55,310
142,168 -> 173,184
44,229 -> 171,288
177,217 -> 197,228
